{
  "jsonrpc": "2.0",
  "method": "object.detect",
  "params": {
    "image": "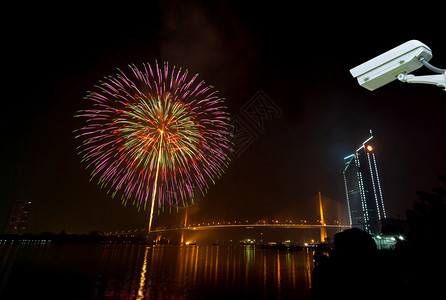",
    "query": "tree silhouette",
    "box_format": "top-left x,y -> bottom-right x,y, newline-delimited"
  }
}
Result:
398,174 -> 446,298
